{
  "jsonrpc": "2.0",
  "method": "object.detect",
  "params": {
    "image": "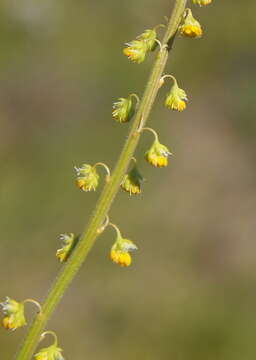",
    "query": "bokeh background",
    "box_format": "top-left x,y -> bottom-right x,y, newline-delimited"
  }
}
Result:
1,0 -> 256,359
